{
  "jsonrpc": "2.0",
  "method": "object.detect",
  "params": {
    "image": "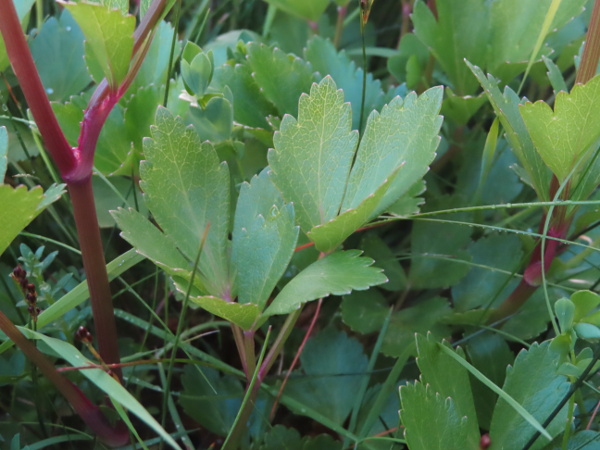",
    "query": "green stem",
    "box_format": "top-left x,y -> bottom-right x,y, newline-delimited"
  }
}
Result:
222,328 -> 271,450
